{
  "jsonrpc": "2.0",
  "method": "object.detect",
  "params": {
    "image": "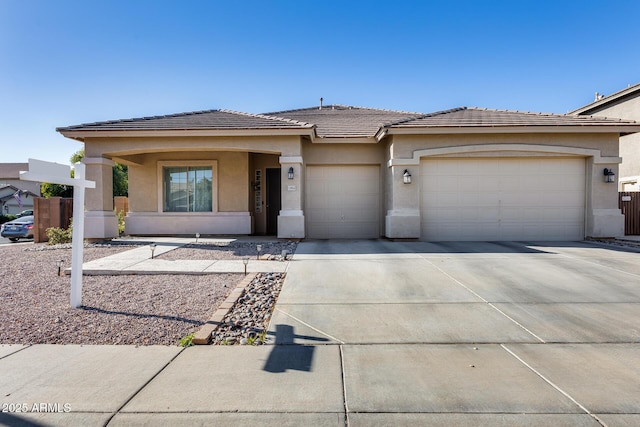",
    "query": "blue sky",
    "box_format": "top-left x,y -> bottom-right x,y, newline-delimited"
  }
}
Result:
1,0 -> 639,165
